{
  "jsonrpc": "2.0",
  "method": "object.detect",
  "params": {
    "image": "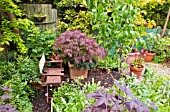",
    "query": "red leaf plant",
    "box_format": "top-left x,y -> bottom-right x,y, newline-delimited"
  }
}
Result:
53,30 -> 106,69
